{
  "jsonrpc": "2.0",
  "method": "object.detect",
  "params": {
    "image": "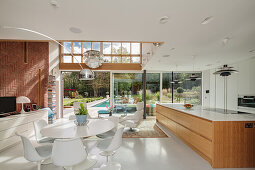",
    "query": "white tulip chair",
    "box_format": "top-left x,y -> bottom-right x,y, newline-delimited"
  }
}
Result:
16,132 -> 52,170
52,138 -> 97,170
33,119 -> 54,143
69,114 -> 76,120
97,126 -> 124,168
96,116 -> 119,139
